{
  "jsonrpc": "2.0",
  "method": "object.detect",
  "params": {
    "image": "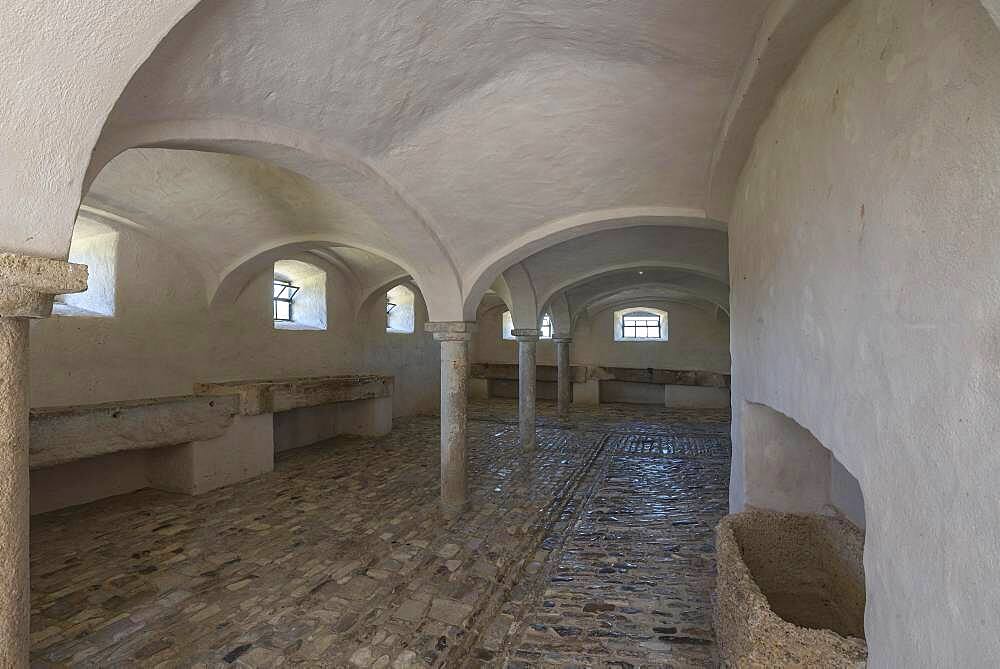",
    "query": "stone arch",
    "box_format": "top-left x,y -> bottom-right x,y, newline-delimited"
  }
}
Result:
577,282 -> 729,312
488,277 -> 515,316
84,120 -> 465,321
537,263 -> 729,316
461,207 -> 726,319
0,0 -> 205,260
574,288 -> 727,332
545,293 -> 572,337
213,241 -> 368,308
355,275 -> 419,320
497,263 -> 538,331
